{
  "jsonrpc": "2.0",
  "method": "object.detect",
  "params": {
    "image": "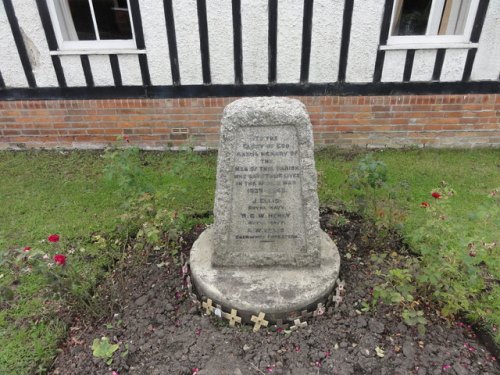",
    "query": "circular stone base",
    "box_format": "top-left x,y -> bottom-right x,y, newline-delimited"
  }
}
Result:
190,227 -> 340,322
